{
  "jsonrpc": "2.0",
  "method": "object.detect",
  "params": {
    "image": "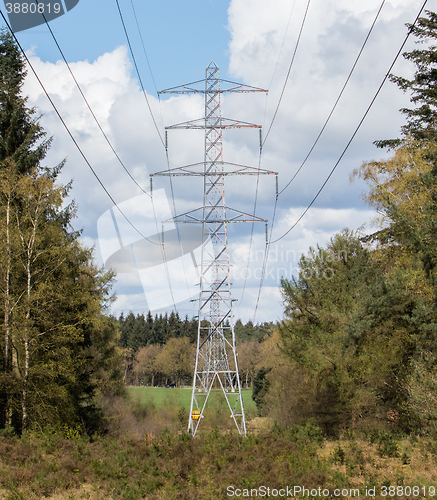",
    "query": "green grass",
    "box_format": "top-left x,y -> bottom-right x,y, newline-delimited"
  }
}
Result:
127,386 -> 257,417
